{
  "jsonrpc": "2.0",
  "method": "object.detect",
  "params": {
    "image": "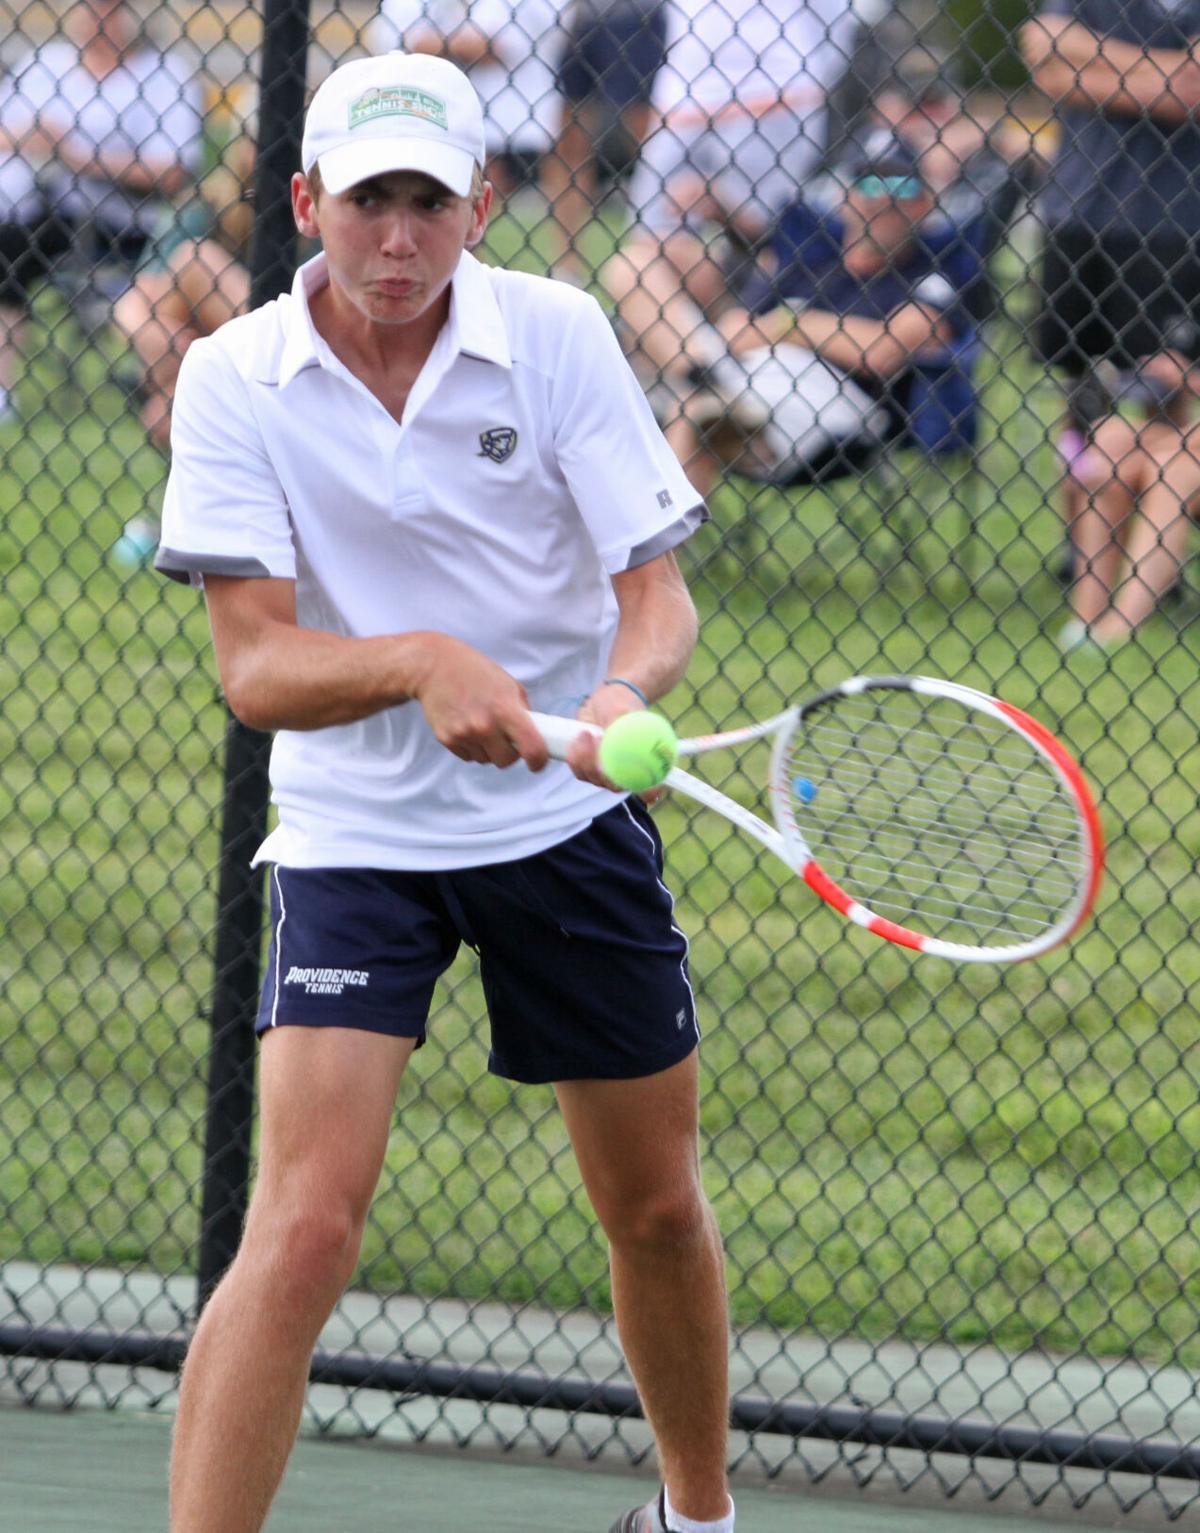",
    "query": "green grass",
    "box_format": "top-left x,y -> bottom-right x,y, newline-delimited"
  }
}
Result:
2,230 -> 1200,1370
